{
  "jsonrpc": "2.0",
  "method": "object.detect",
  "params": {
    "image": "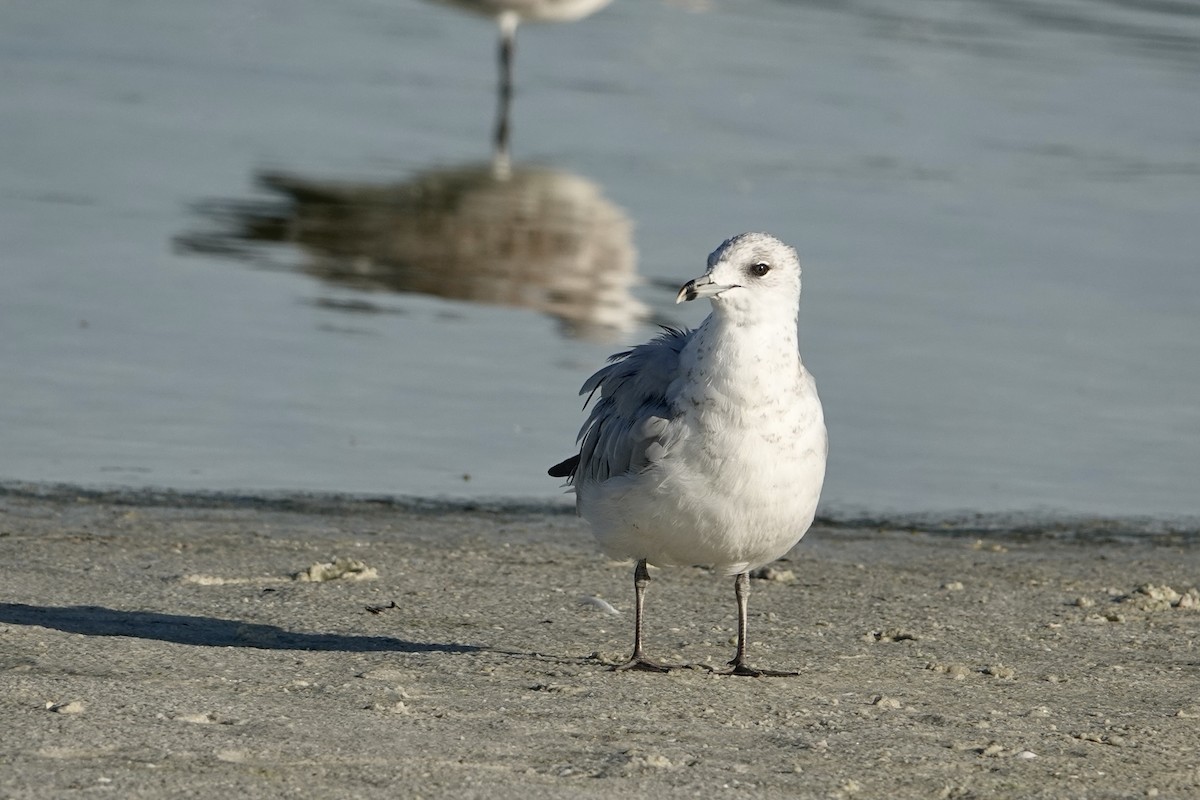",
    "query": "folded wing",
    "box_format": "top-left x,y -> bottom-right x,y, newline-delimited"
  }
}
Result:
548,327 -> 690,487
